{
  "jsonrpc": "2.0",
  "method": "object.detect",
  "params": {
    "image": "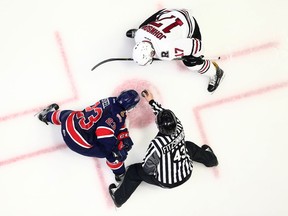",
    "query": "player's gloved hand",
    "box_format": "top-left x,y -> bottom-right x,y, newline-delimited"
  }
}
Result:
113,148 -> 128,162
122,137 -> 134,151
126,29 -> 137,38
113,141 -> 128,162
117,130 -> 133,151
117,130 -> 129,140
182,55 -> 204,66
